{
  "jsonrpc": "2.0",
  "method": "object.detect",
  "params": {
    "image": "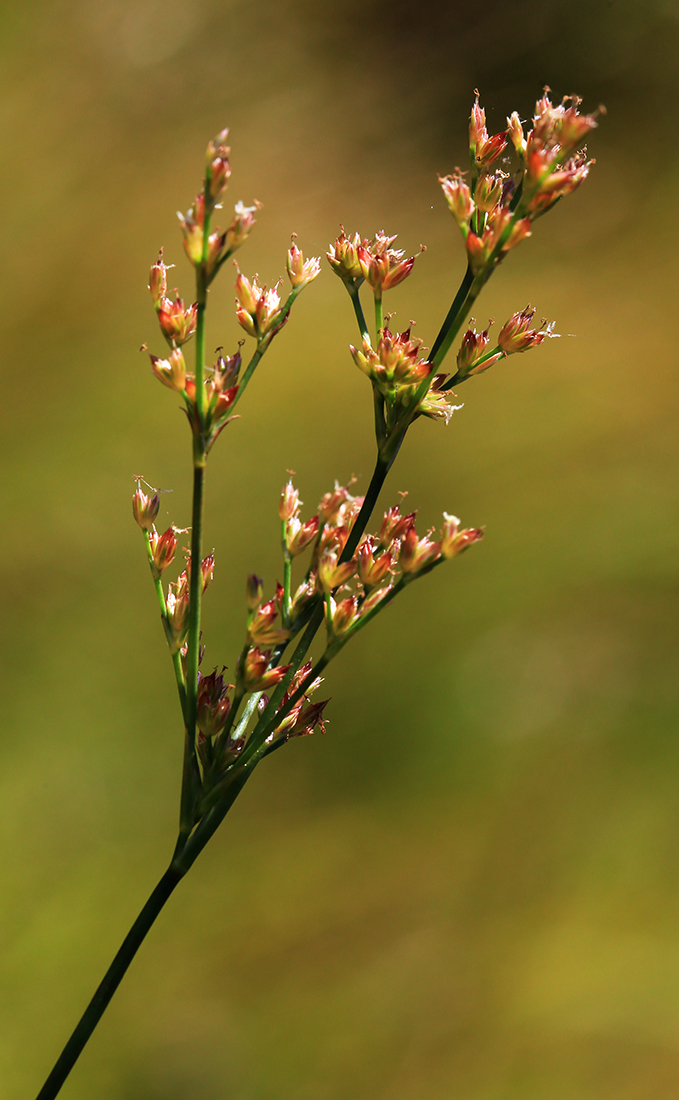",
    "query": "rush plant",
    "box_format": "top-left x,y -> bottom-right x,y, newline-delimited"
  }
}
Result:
35,88 -> 600,1099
